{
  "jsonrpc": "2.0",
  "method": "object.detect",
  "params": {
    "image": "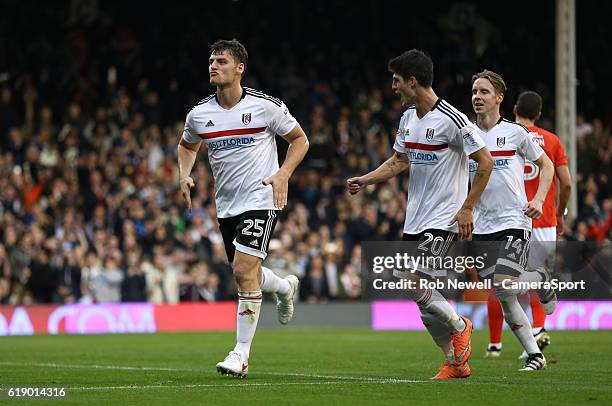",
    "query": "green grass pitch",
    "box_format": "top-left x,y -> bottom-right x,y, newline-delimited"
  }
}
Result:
1,329 -> 611,405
